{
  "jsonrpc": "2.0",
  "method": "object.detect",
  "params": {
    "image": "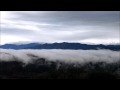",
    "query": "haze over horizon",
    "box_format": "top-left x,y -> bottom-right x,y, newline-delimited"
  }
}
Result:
0,11 -> 120,45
